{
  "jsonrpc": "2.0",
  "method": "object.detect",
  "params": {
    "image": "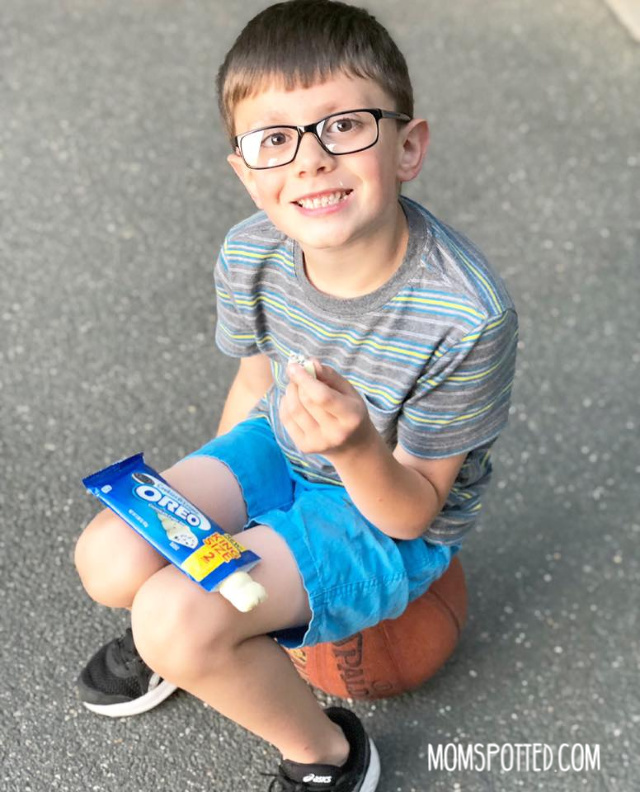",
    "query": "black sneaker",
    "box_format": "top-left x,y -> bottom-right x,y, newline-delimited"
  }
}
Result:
262,706 -> 380,791
76,627 -> 178,717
